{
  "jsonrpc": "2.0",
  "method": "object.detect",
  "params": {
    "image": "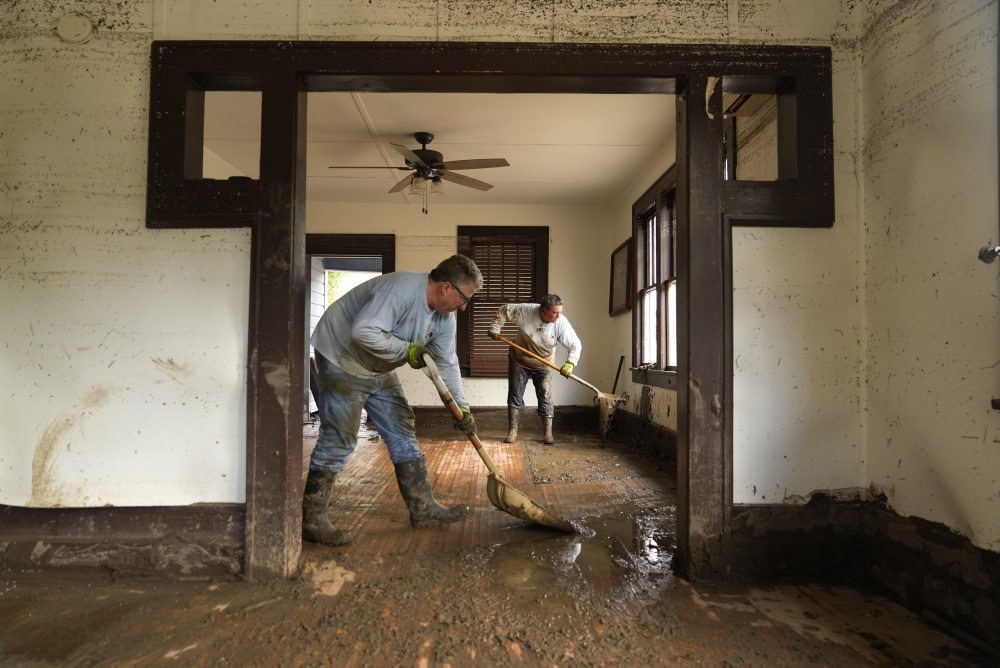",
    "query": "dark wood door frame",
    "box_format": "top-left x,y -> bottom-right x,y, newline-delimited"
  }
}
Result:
139,42 -> 832,580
